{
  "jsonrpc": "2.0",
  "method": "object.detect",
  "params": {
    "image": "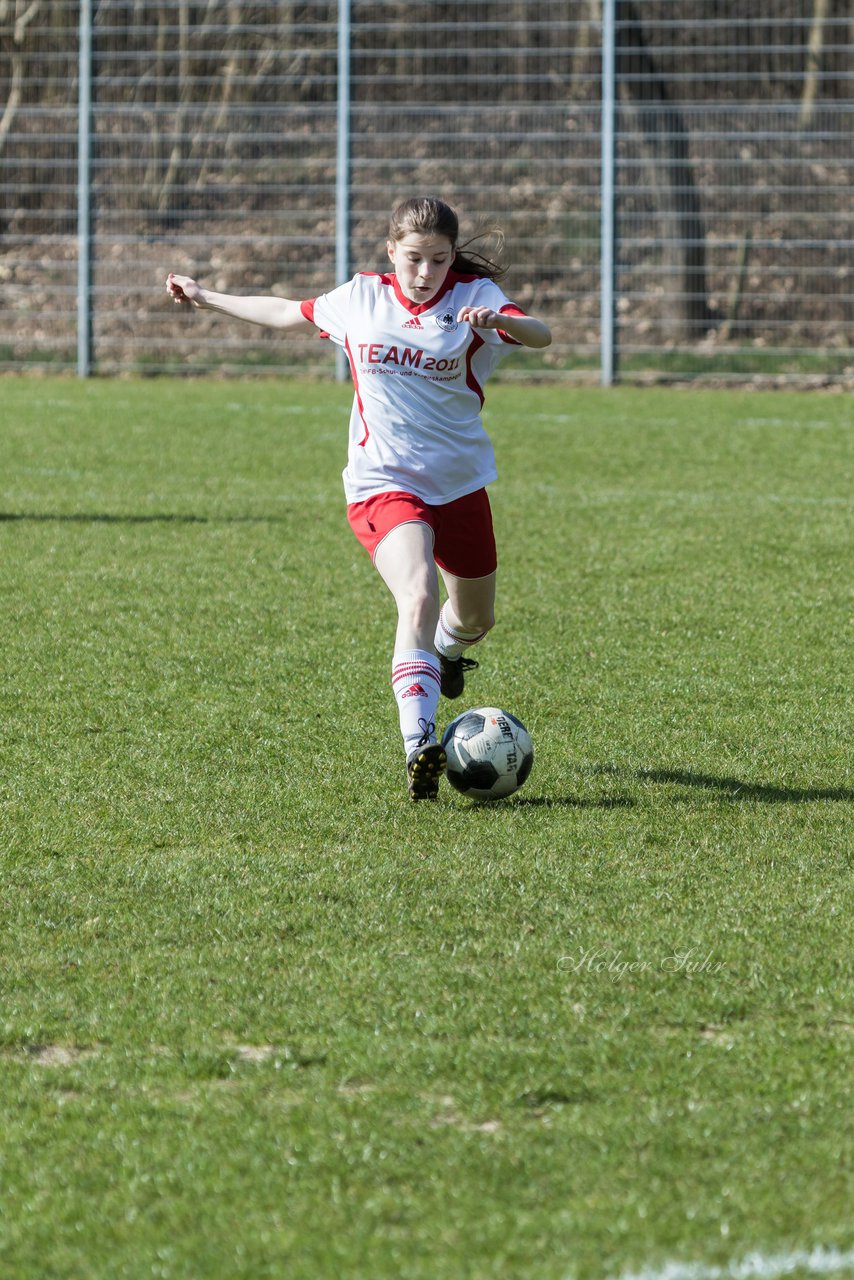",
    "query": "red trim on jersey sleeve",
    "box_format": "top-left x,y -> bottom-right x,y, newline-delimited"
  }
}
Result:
300,297 -> 331,340
465,331 -> 487,406
497,303 -> 528,345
